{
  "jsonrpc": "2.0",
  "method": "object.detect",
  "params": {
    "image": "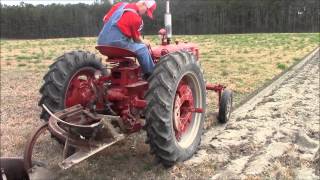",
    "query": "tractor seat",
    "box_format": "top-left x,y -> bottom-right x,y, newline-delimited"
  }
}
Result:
95,45 -> 137,58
